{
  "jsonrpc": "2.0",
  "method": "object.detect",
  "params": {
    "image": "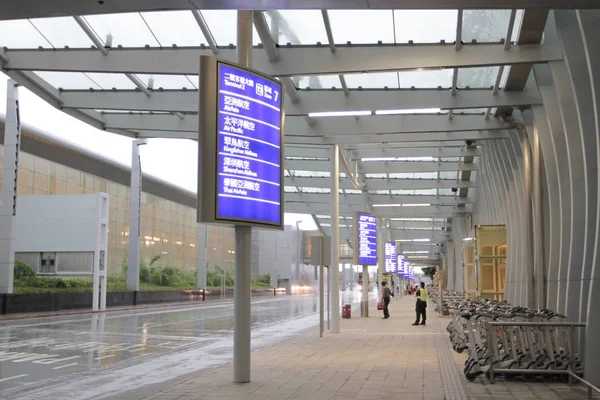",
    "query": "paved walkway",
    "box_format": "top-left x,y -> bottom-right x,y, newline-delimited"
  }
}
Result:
113,294 -> 594,400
